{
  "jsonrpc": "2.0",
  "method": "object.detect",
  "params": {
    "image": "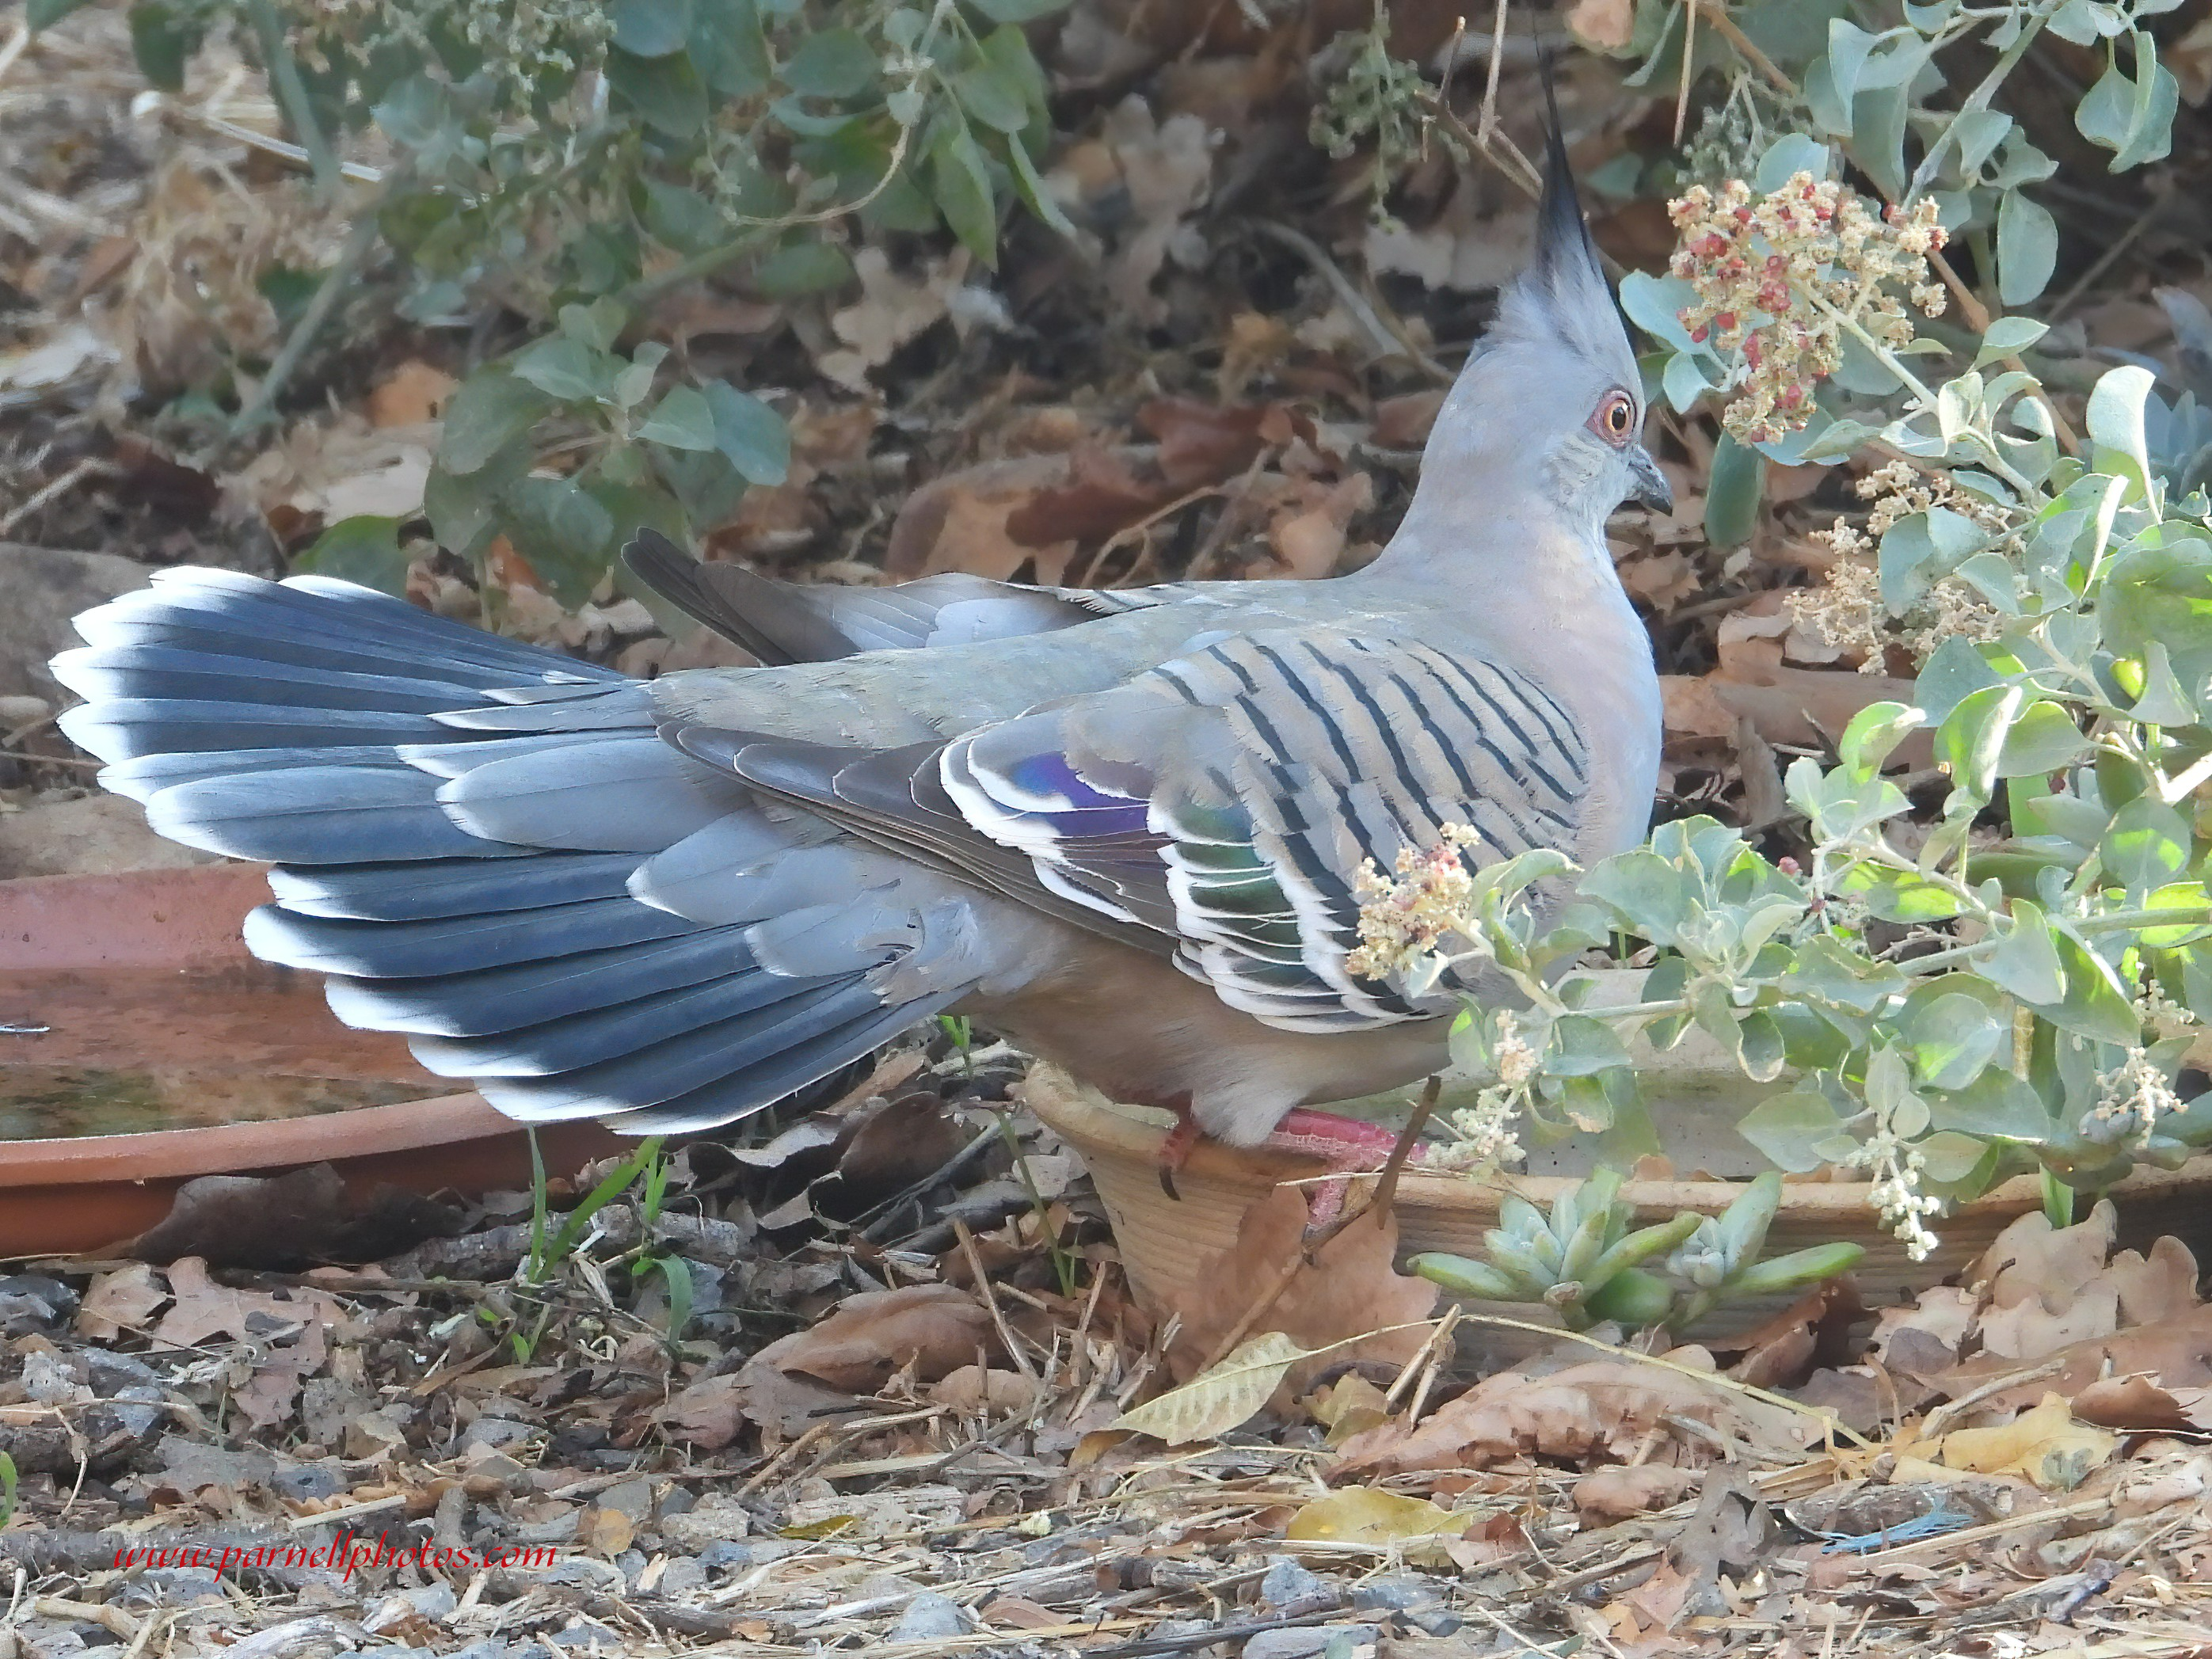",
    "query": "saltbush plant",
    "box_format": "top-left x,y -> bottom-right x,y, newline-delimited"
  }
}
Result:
1352,9 -> 2212,1260
29,0 -> 1074,601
